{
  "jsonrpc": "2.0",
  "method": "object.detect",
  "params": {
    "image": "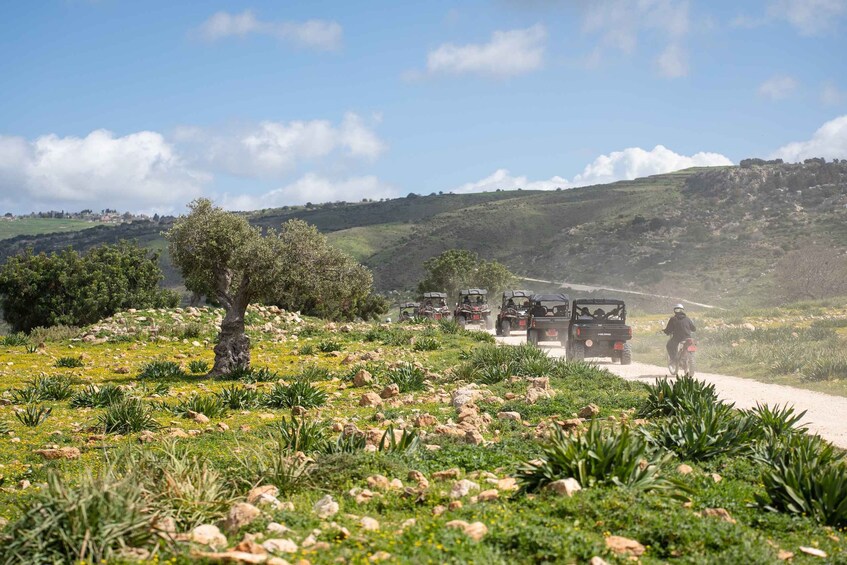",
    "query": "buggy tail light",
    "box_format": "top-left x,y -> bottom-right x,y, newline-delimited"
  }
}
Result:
531,320 -> 536,328
575,328 -> 581,337
687,344 -> 697,352
613,342 -> 624,350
